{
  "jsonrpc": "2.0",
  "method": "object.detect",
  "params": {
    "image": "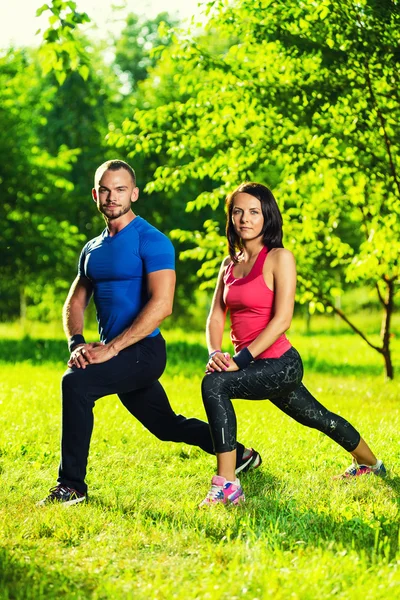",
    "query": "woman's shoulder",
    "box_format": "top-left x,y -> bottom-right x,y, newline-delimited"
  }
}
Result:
215,256 -> 233,289
219,255 -> 233,277
221,255 -> 232,267
266,247 -> 296,267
